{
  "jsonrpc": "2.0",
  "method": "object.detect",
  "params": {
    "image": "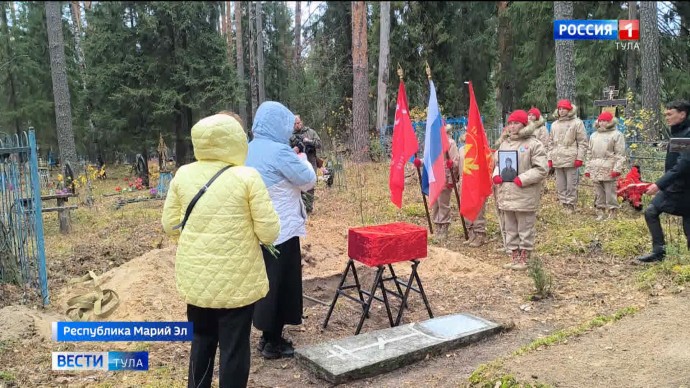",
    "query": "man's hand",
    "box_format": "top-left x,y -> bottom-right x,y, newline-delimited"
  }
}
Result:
293,146 -> 300,154
646,183 -> 659,196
